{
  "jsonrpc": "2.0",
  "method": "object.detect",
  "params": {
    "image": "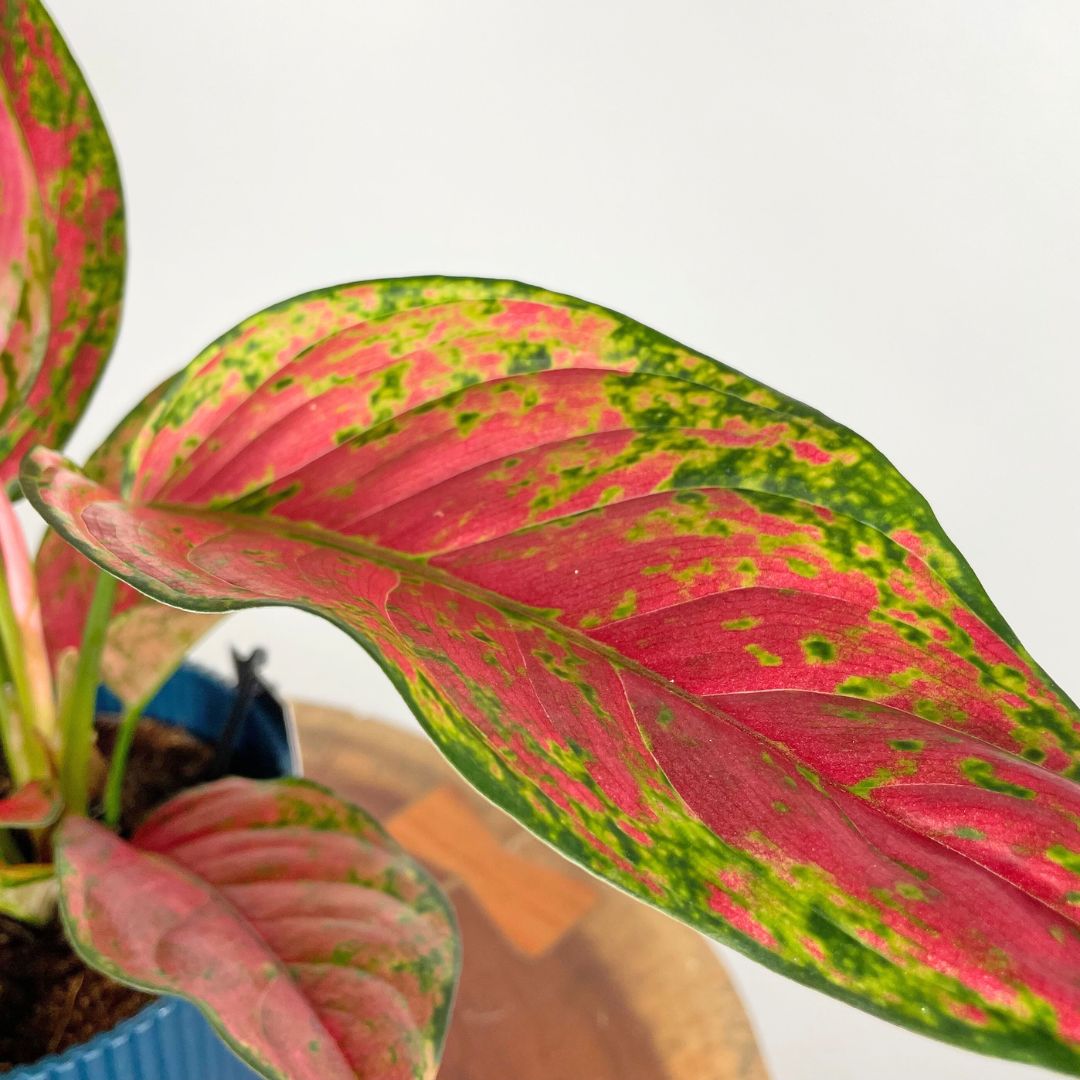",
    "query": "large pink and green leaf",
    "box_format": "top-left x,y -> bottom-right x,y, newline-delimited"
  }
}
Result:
24,276 -> 1080,1073
55,776 -> 458,1080
0,0 -> 125,487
